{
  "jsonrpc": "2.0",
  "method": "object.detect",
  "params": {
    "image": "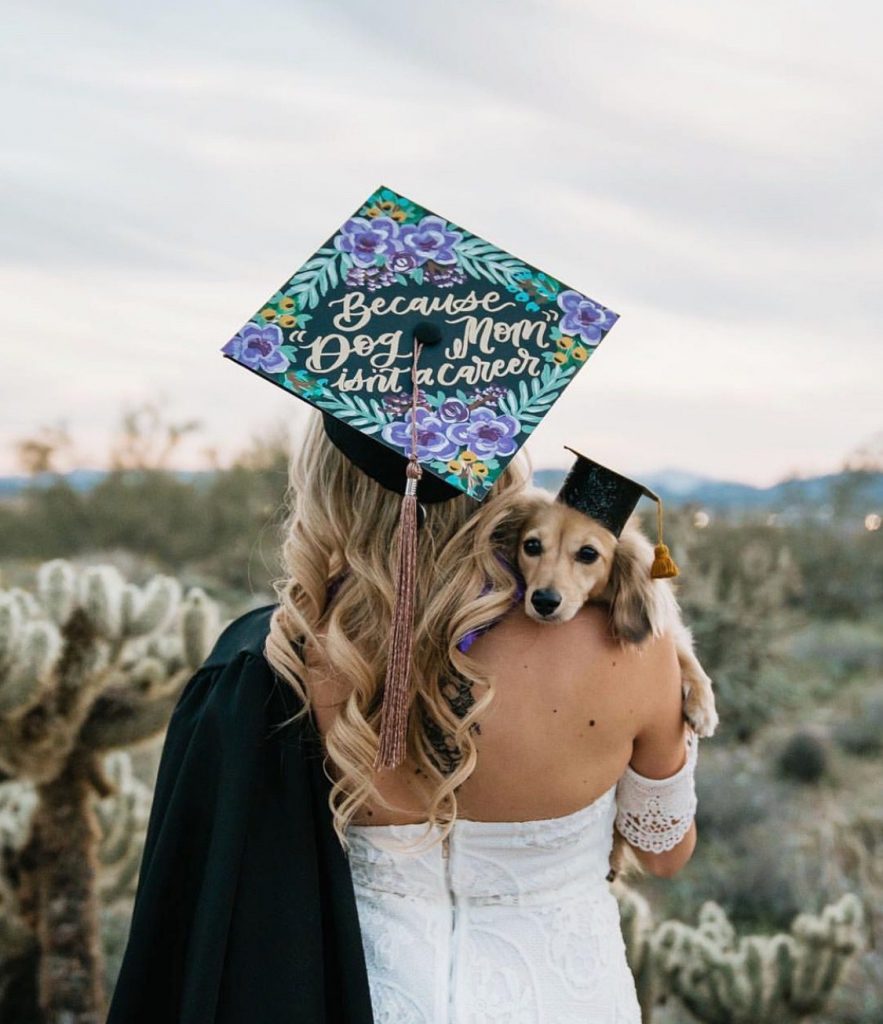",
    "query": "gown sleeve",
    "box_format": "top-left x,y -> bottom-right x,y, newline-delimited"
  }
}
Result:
614,726 -> 699,854
106,651 -> 265,1023
105,627 -> 375,1024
